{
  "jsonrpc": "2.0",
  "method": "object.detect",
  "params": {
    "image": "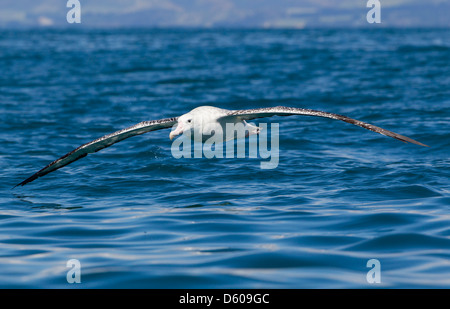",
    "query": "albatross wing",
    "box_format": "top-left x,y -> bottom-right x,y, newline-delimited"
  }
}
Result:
220,106 -> 428,147
15,117 -> 178,187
